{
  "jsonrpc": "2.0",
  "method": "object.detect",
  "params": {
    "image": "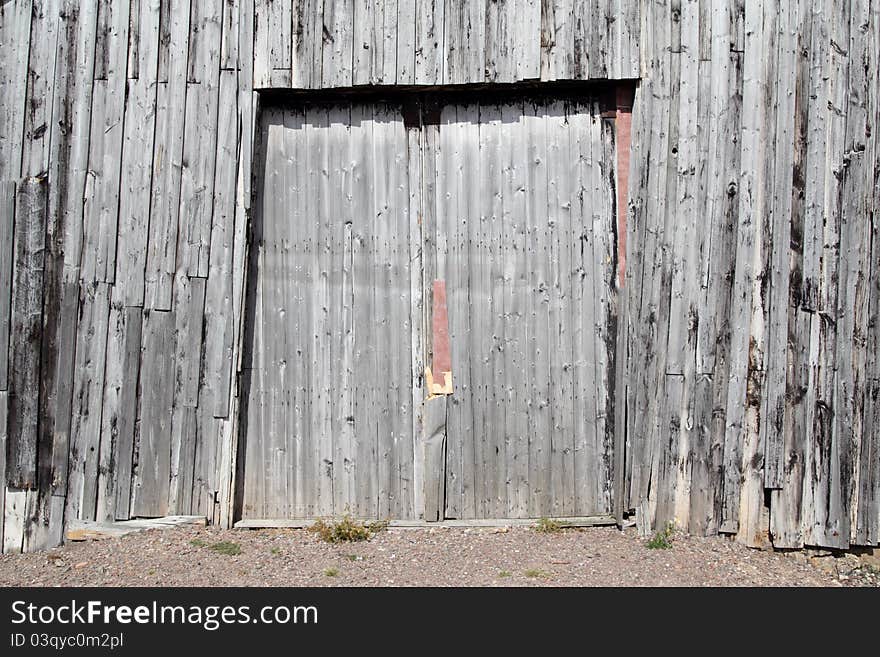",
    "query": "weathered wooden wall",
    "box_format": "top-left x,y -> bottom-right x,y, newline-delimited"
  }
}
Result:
623,0 -> 880,550
0,0 -> 877,552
